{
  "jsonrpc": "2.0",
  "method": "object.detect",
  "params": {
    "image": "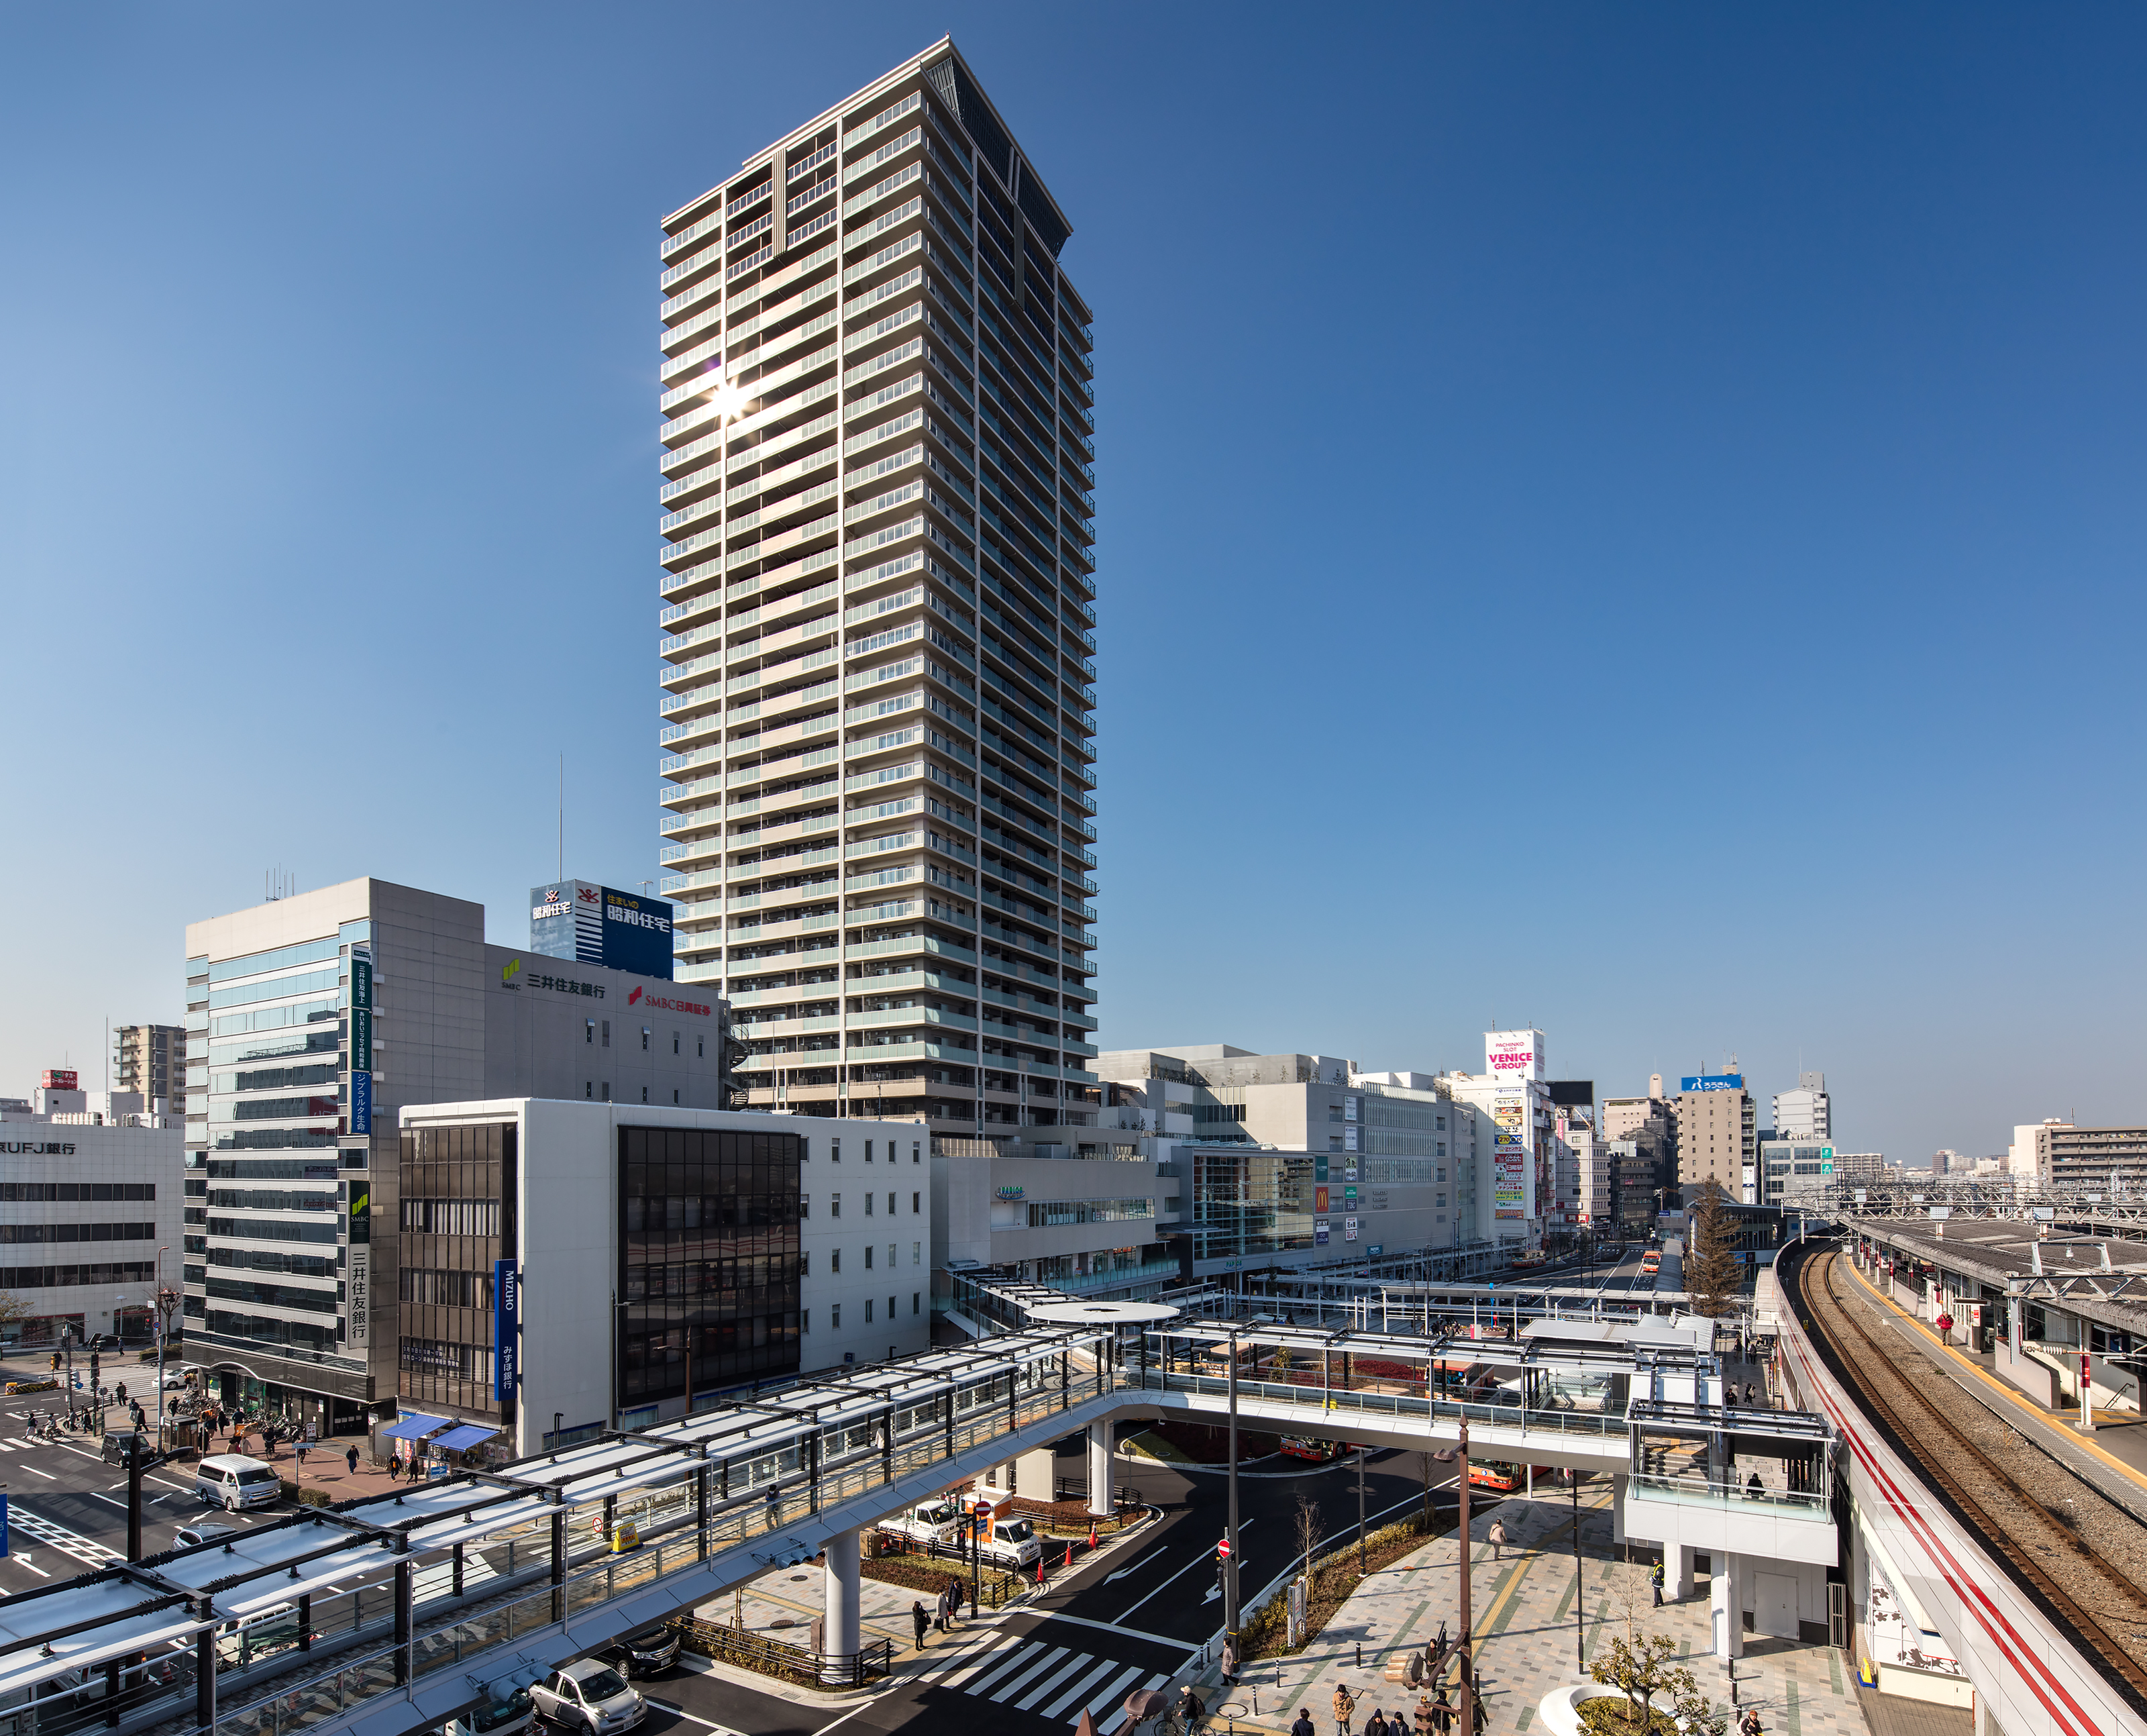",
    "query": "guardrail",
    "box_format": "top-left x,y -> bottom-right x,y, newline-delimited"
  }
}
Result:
1625,1472 -> 1829,1517
668,1615 -> 890,1690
